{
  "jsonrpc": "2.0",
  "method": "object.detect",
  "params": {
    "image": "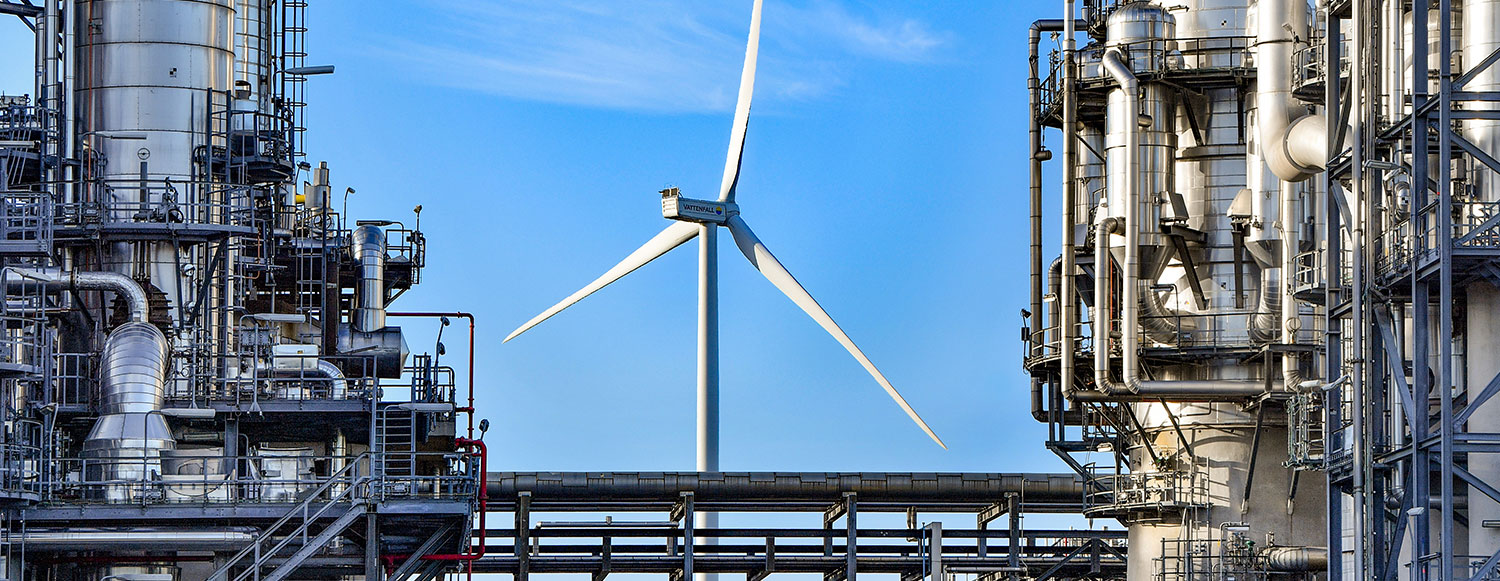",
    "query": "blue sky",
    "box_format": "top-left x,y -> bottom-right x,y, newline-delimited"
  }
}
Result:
0,1 -> 1074,474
